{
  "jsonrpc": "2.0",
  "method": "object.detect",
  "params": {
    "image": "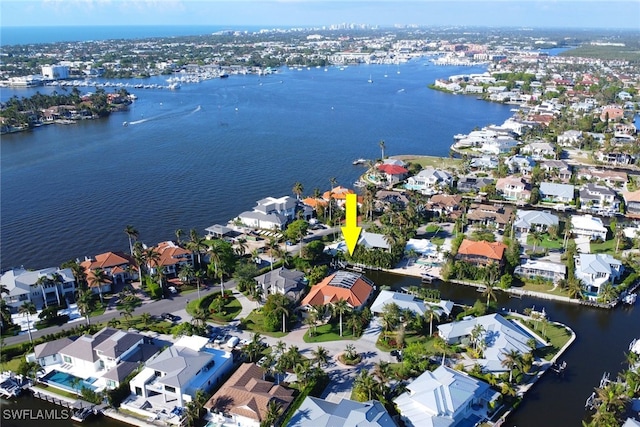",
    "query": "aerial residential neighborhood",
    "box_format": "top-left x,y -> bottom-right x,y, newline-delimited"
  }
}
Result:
1,17 -> 639,427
